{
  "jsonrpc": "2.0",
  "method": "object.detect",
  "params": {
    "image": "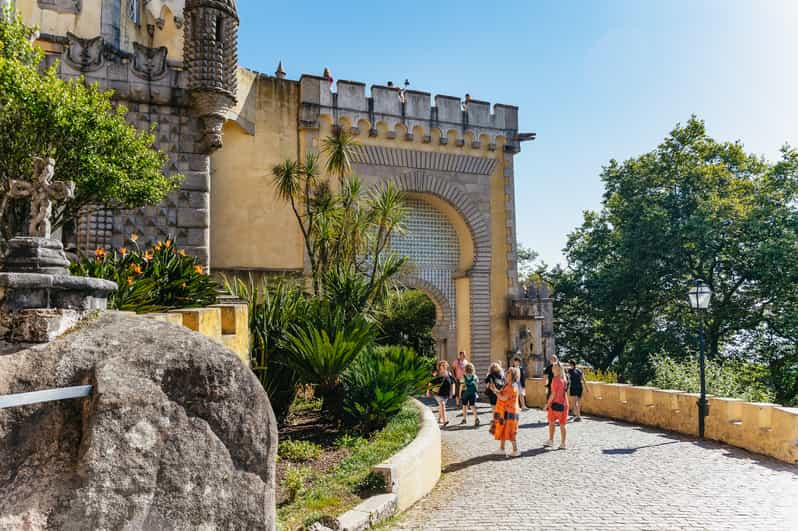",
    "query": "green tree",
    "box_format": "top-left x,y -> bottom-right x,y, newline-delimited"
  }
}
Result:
376,289 -> 437,359
547,117 -> 798,401
0,11 -> 178,244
